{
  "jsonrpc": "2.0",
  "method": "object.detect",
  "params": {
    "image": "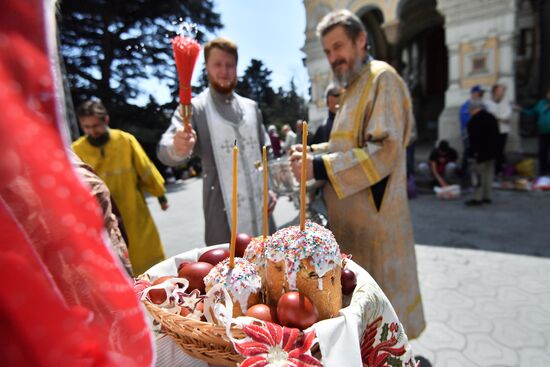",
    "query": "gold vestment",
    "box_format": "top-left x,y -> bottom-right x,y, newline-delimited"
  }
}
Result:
314,61 -> 425,338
